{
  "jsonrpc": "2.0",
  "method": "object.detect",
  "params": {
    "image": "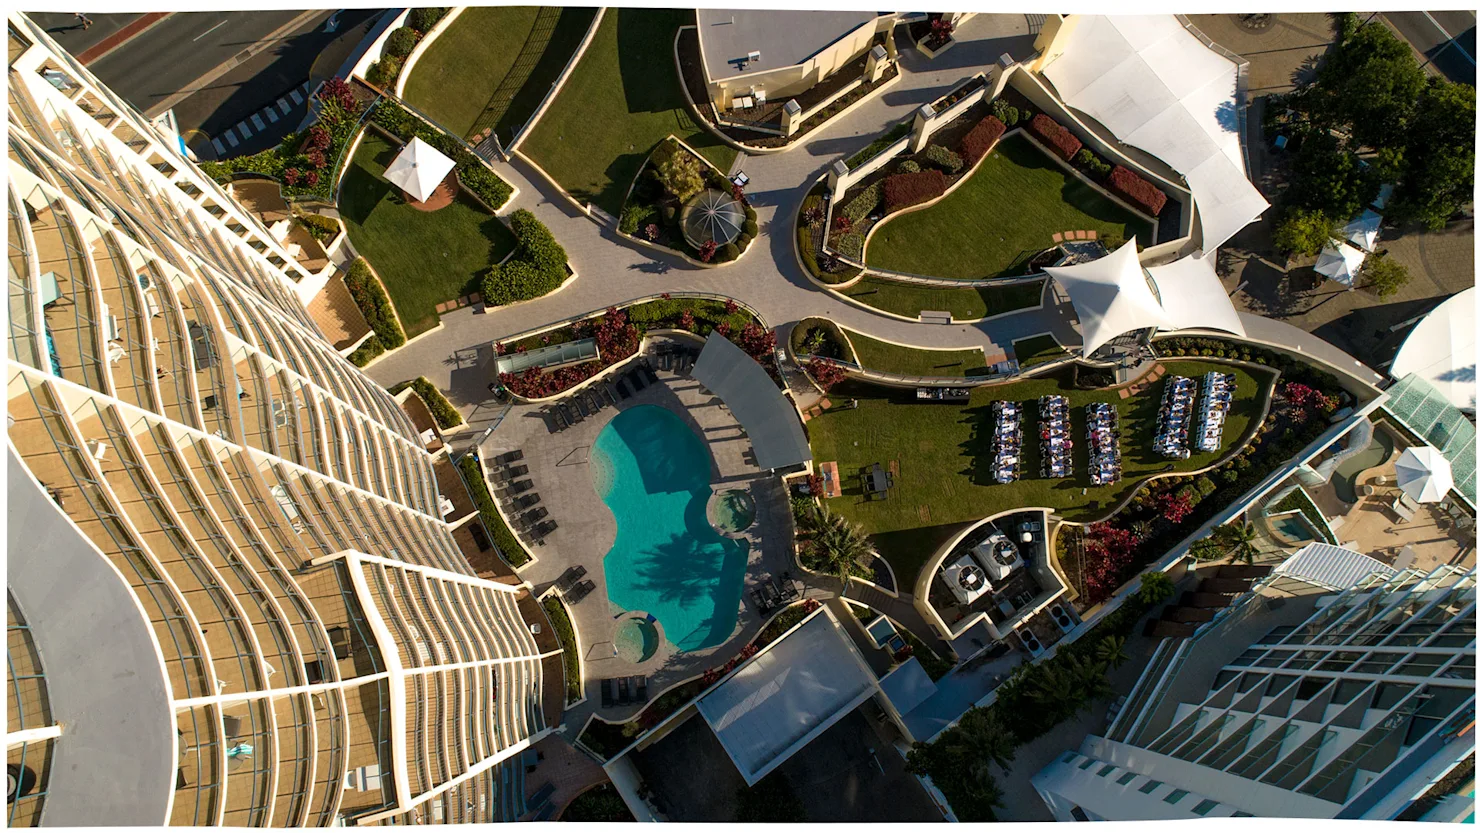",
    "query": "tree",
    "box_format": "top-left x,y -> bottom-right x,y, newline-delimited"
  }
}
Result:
1298,19 -> 1426,151
1095,634 -> 1130,670
1361,253 -> 1411,298
803,505 -> 873,581
1286,132 -> 1378,222
1389,79 -> 1476,230
654,150 -> 703,202
1212,521 -> 1260,565
1273,208 -> 1340,257
1137,571 -> 1175,605
950,708 -> 1018,775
